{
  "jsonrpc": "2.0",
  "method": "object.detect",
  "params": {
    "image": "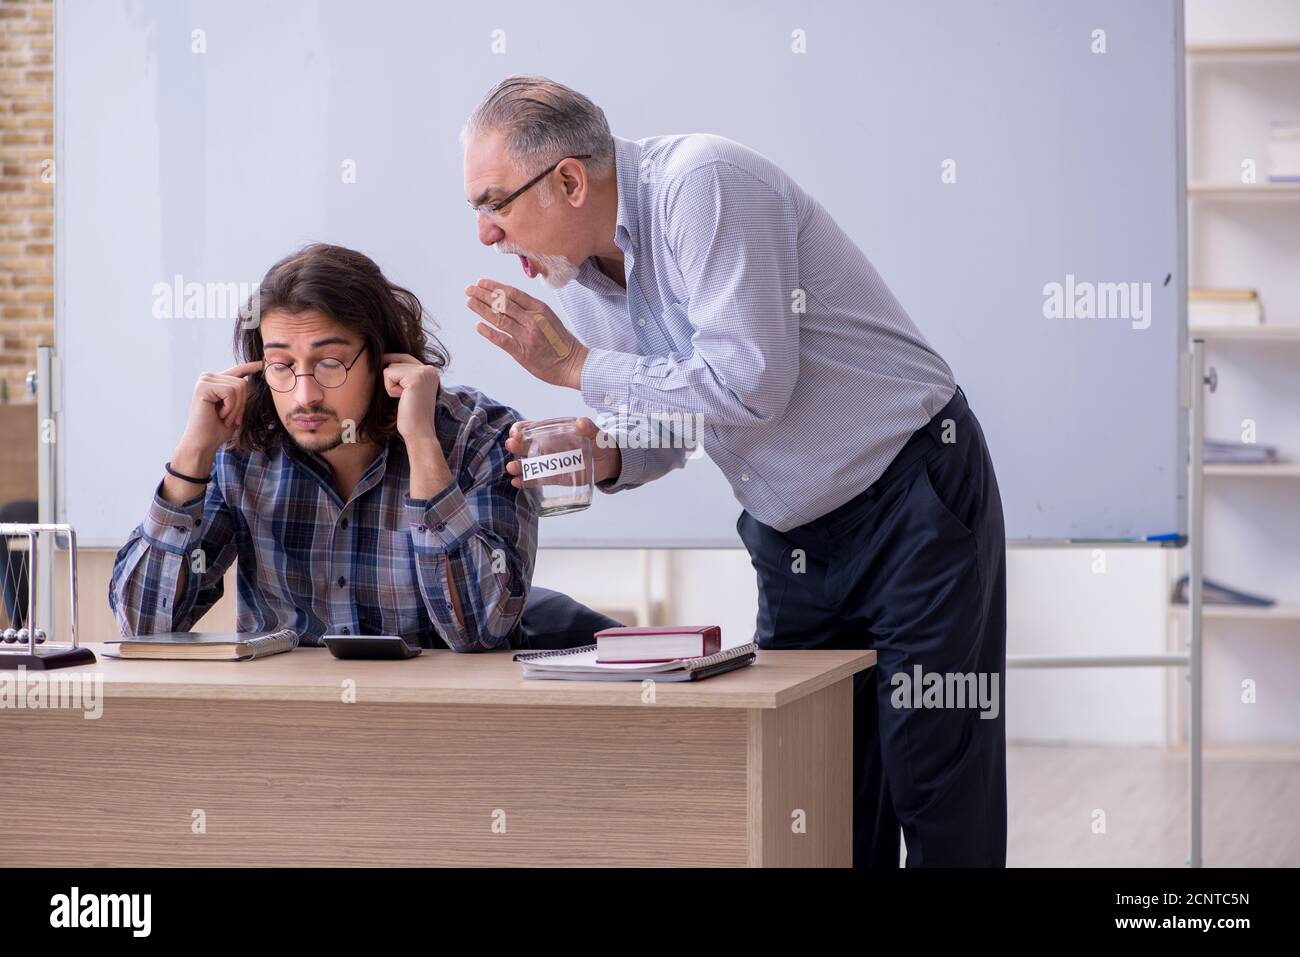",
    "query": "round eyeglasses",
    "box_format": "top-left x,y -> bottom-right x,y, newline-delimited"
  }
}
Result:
263,343 -> 367,393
